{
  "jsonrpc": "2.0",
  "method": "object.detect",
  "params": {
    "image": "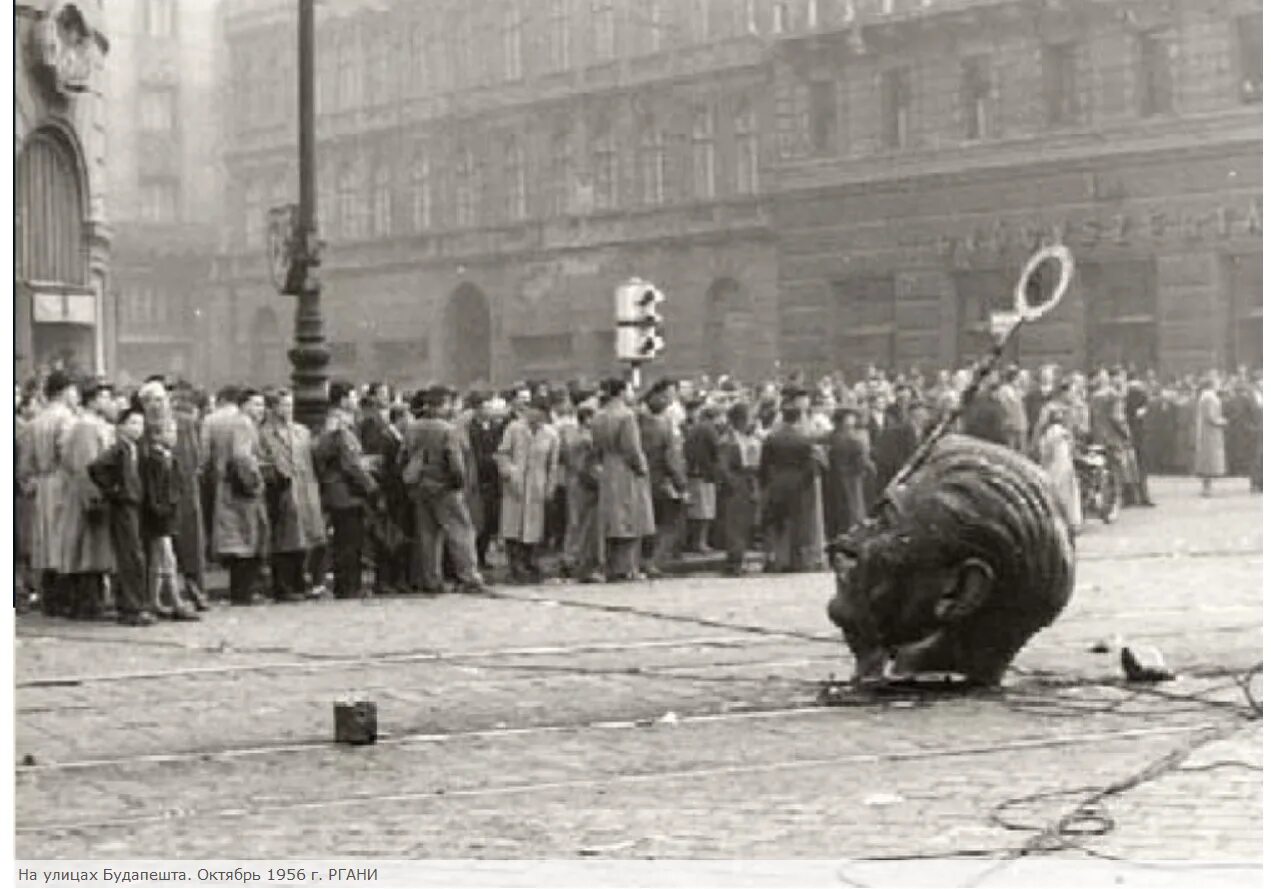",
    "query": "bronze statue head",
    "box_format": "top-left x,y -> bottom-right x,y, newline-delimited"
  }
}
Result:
826,435 -> 1075,687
